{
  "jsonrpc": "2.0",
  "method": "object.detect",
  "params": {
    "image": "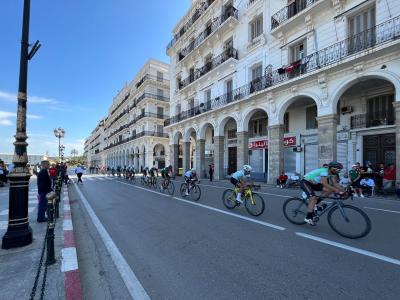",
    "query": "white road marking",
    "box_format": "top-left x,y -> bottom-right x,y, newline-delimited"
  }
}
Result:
64,204 -> 71,211
364,207 -> 400,214
29,200 -> 37,204
61,247 -> 79,272
116,180 -> 286,231
28,207 -> 36,213
73,182 -> 150,300
63,219 -> 73,230
296,232 -> 400,266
